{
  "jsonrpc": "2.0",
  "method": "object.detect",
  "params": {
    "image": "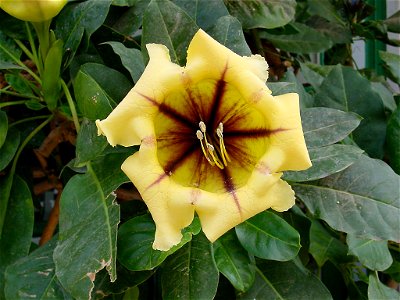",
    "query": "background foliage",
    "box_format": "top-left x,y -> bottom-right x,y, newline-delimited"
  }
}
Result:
0,0 -> 399,299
